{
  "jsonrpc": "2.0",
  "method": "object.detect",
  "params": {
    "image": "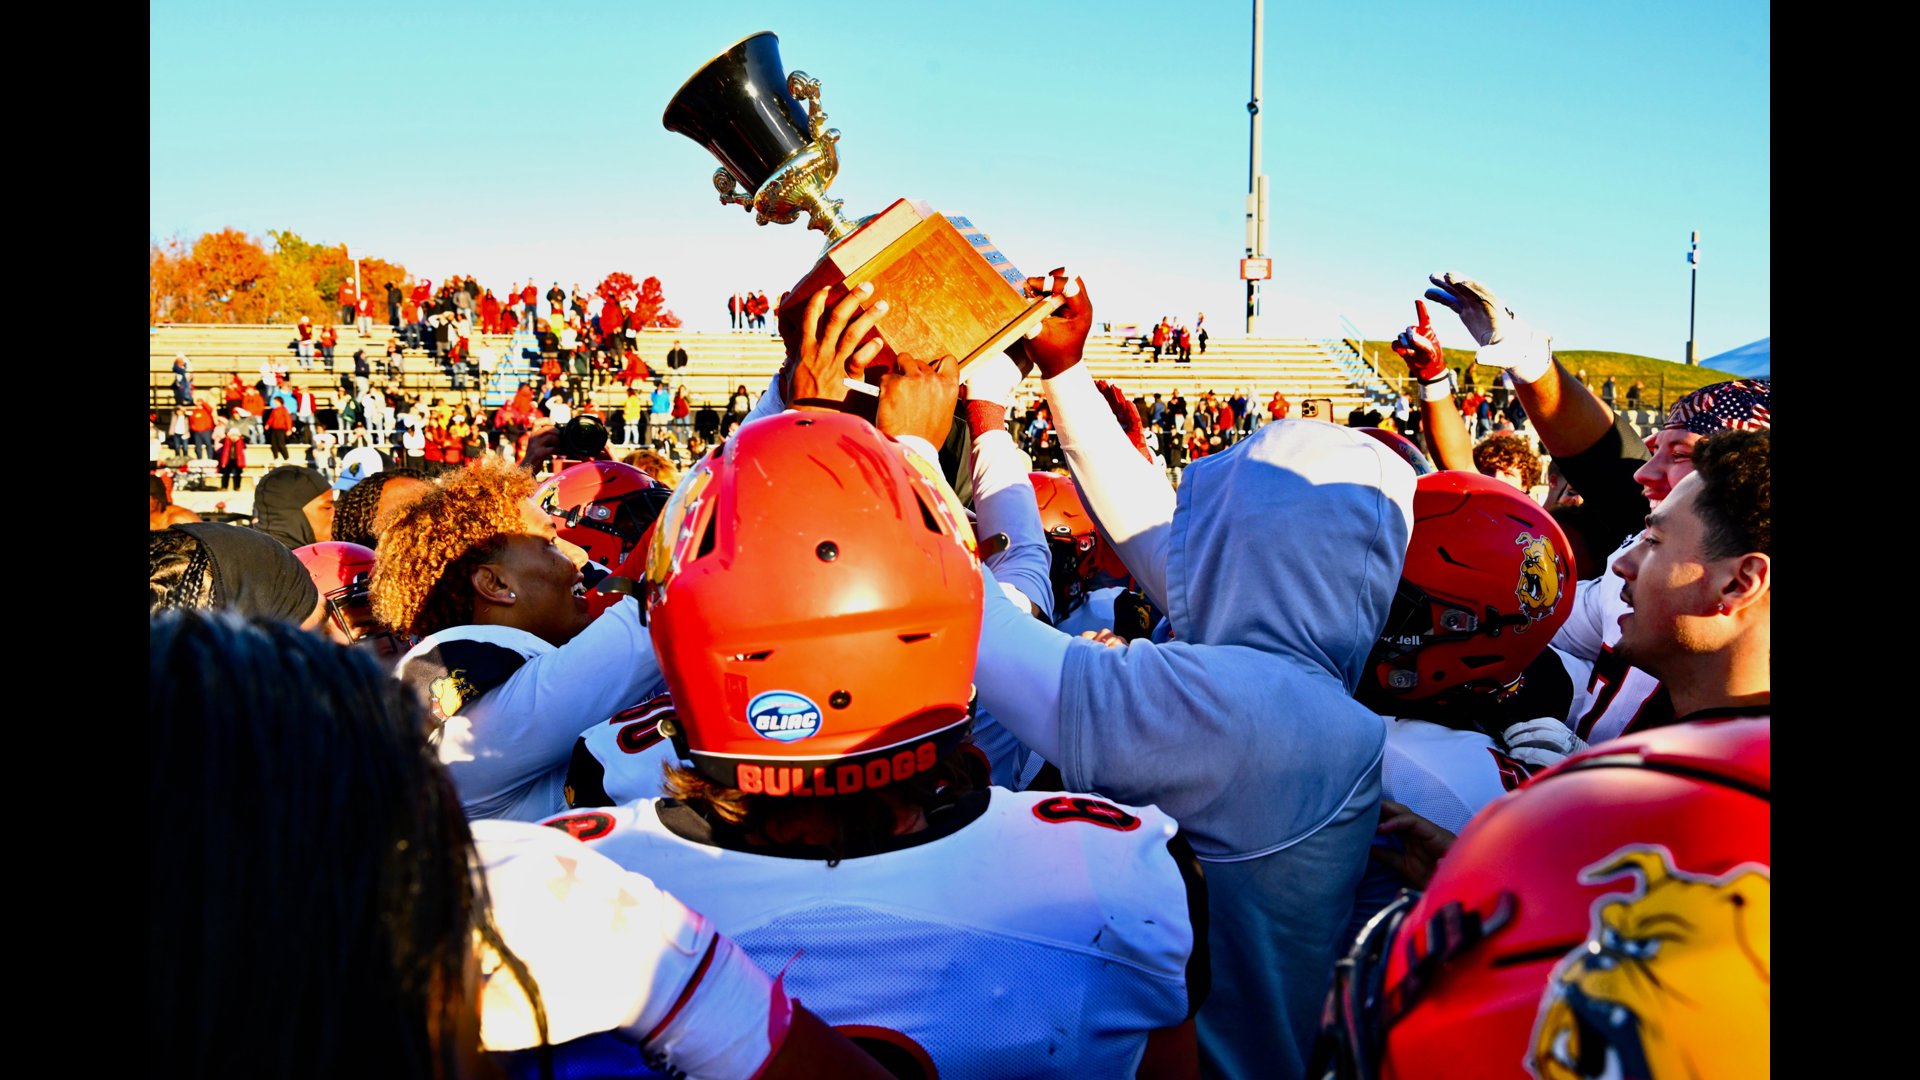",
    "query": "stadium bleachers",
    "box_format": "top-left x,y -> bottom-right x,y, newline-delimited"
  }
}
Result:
150,322 -> 1394,482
